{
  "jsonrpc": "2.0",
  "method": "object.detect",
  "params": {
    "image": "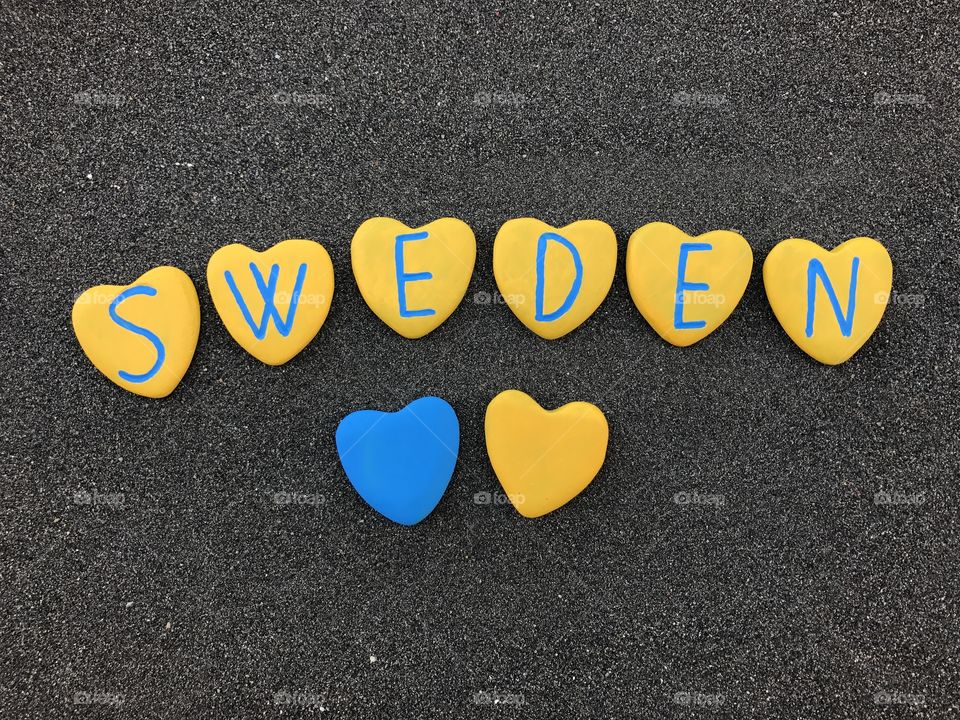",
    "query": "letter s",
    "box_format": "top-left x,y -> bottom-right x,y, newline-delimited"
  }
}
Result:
108,286 -> 166,383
